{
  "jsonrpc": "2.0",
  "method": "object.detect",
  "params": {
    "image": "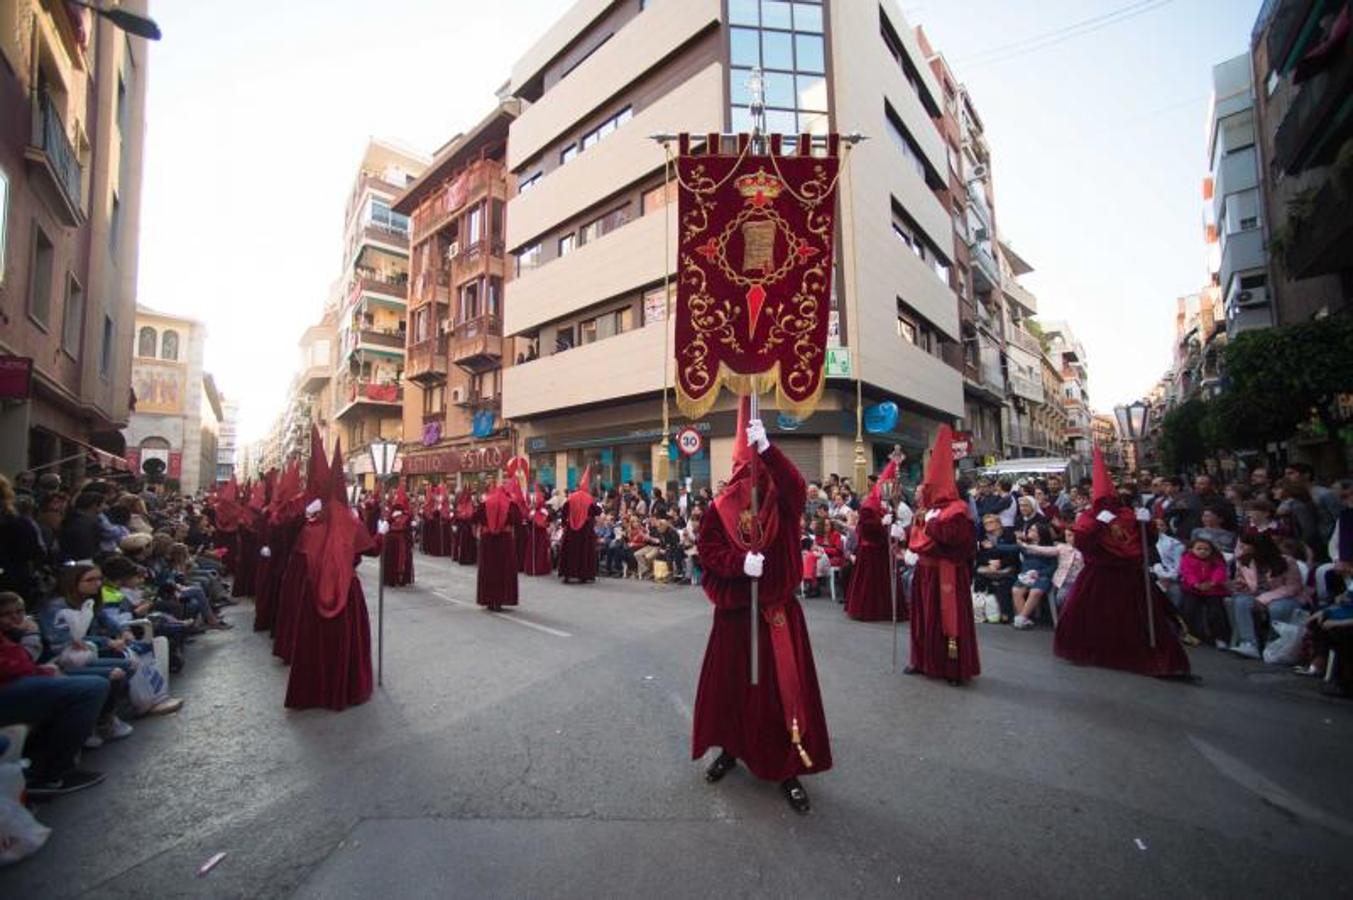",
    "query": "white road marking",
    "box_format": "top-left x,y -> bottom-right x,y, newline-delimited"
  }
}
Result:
430,589 -> 572,638
1189,735 -> 1353,838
